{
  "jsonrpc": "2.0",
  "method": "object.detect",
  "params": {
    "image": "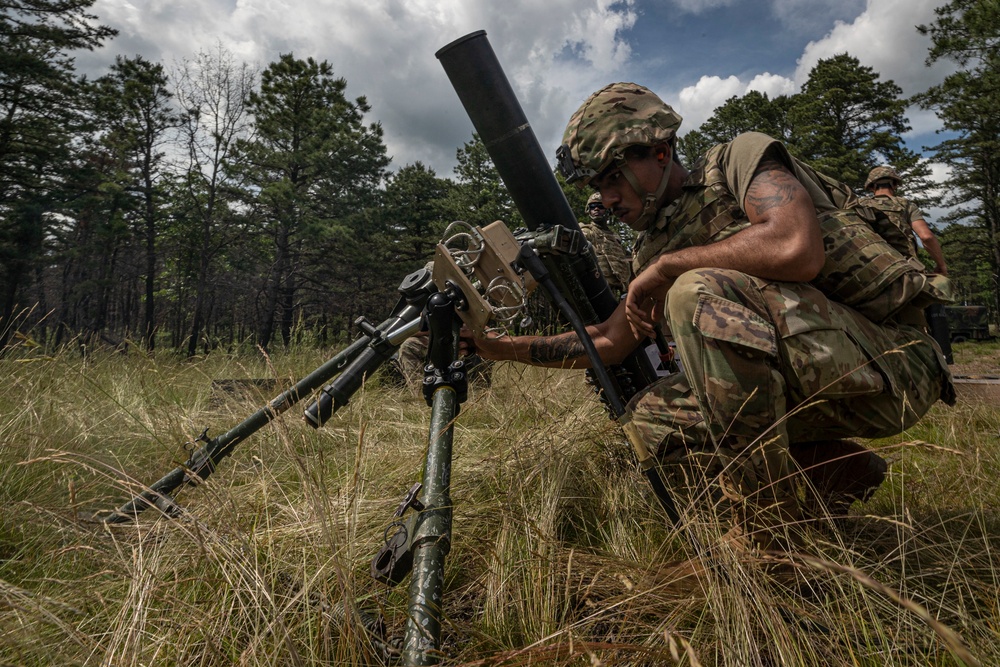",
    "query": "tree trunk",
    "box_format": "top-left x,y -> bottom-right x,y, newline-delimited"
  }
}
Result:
258,221 -> 291,351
